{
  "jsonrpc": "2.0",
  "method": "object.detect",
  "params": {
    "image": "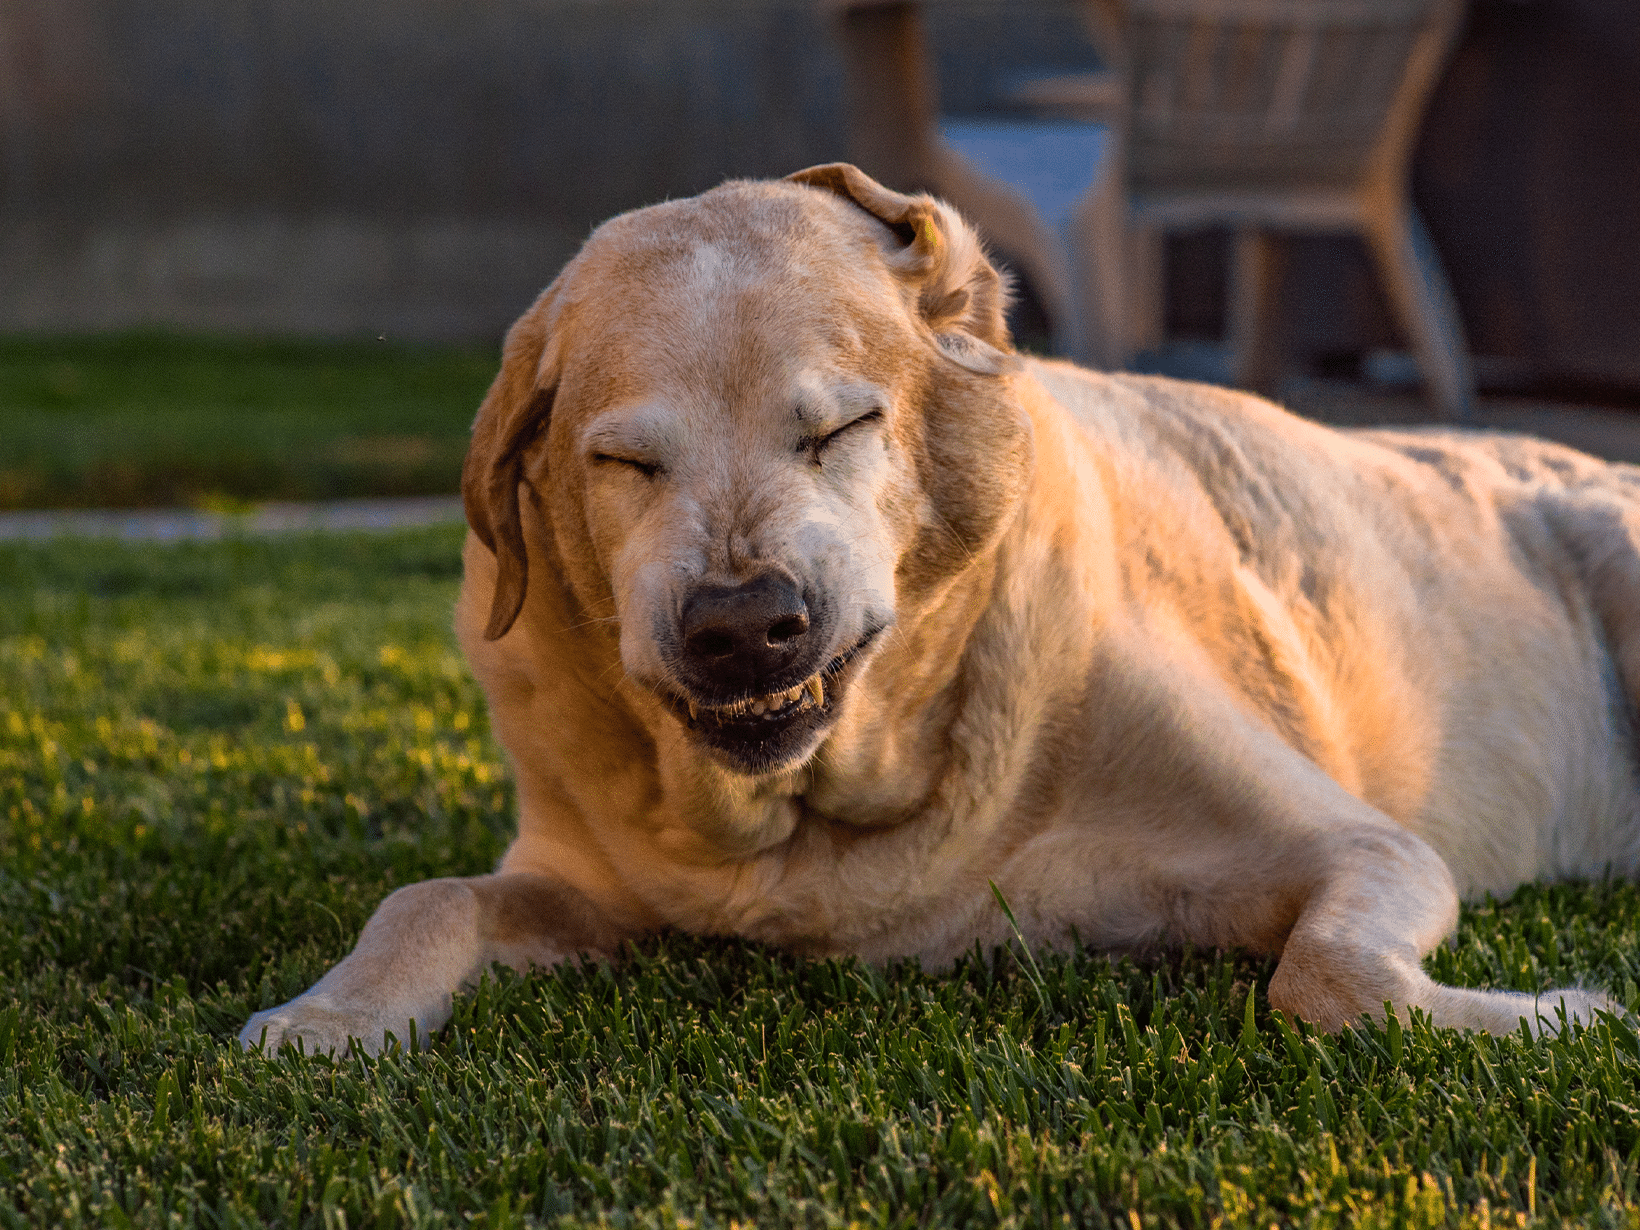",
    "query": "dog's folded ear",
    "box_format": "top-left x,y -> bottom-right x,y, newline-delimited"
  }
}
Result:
462,286 -> 562,641
787,163 -> 1019,376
